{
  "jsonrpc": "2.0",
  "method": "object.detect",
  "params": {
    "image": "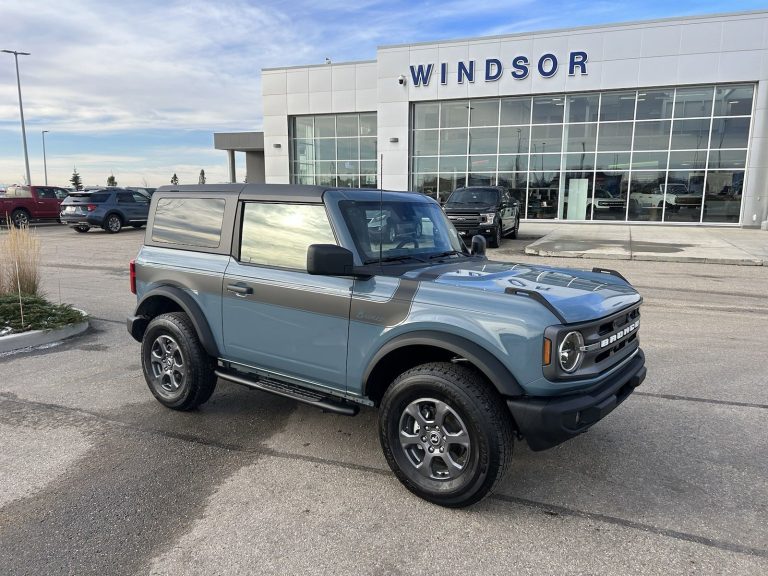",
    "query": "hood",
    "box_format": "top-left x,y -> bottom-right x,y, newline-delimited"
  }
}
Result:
443,203 -> 495,212
405,259 -> 640,324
